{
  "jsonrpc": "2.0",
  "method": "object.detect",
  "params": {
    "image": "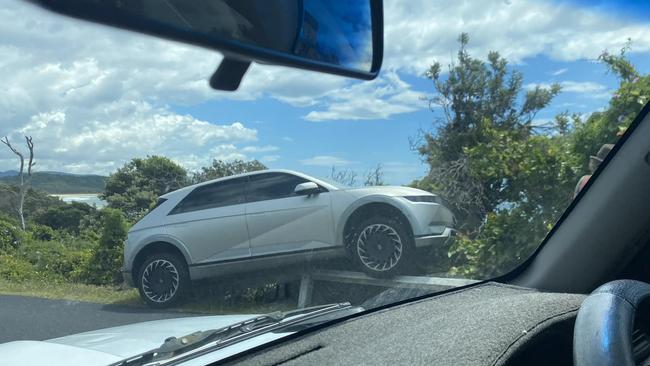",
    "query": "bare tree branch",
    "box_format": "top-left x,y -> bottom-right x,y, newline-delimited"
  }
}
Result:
363,164 -> 385,186
25,136 -> 35,177
1,136 -> 24,164
1,136 -> 34,231
329,166 -> 357,186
